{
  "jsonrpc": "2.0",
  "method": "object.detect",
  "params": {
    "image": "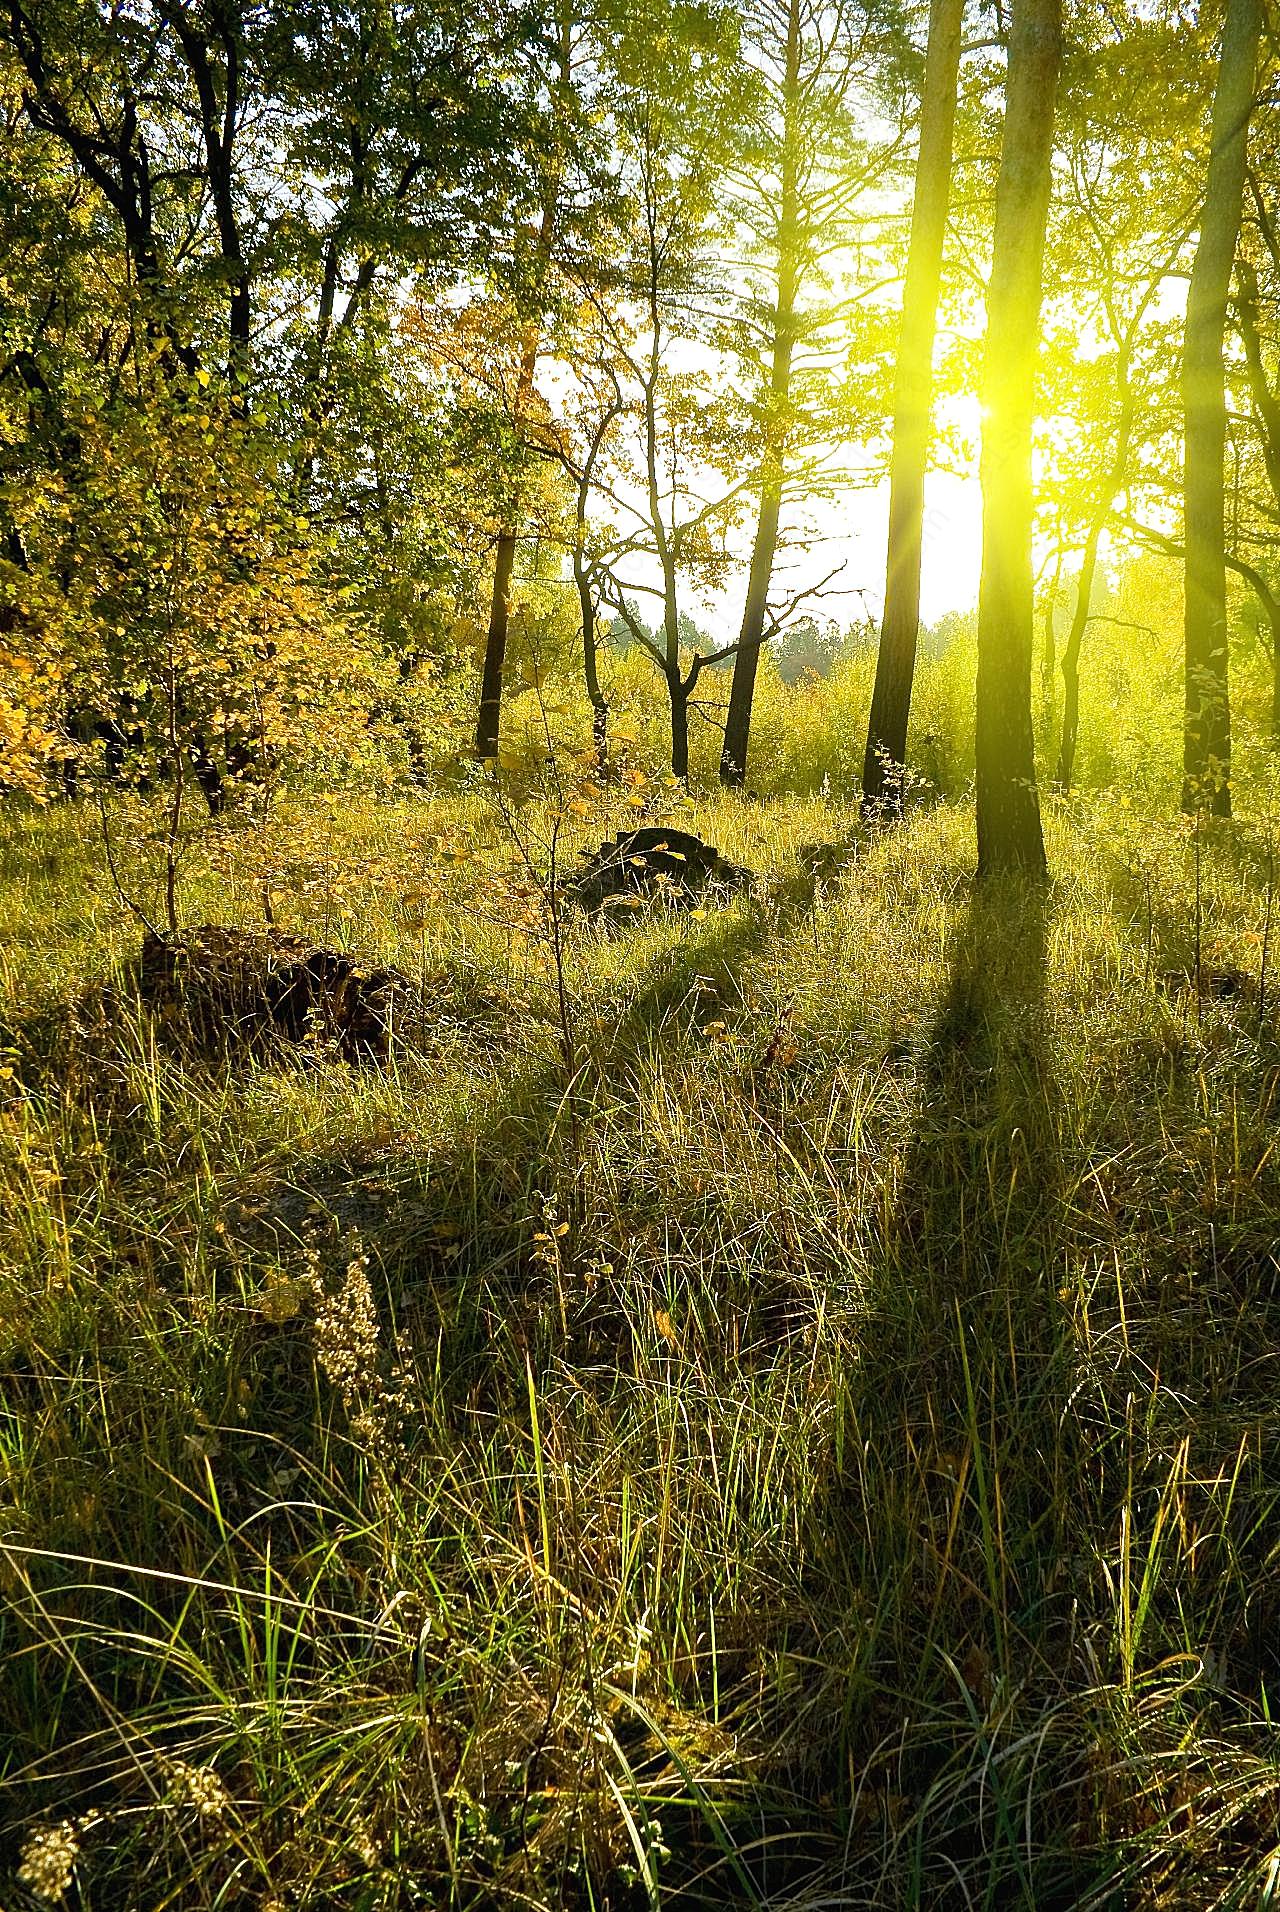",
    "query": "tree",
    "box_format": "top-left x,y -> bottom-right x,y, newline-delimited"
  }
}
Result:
719,0 -> 805,788
535,308 -> 628,768
0,0 -> 551,693
1232,224 -> 1280,741
1182,0 -> 1262,816
1040,12 -> 1203,790
973,0 -> 1061,878
1,370 -> 390,879
861,0 -> 964,817
473,1 -> 588,764
573,1 -> 754,779
719,0 -> 905,788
